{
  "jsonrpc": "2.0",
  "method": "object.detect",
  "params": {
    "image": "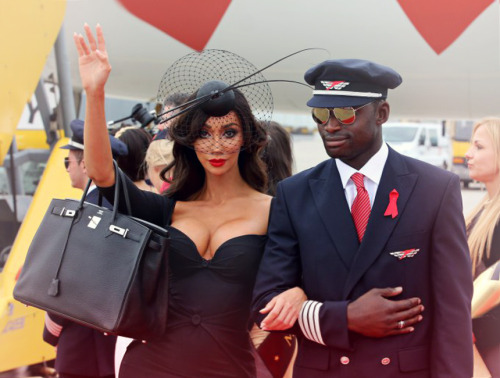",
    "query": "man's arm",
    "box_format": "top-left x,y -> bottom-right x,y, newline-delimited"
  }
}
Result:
252,189 -> 303,327
43,312 -> 69,346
